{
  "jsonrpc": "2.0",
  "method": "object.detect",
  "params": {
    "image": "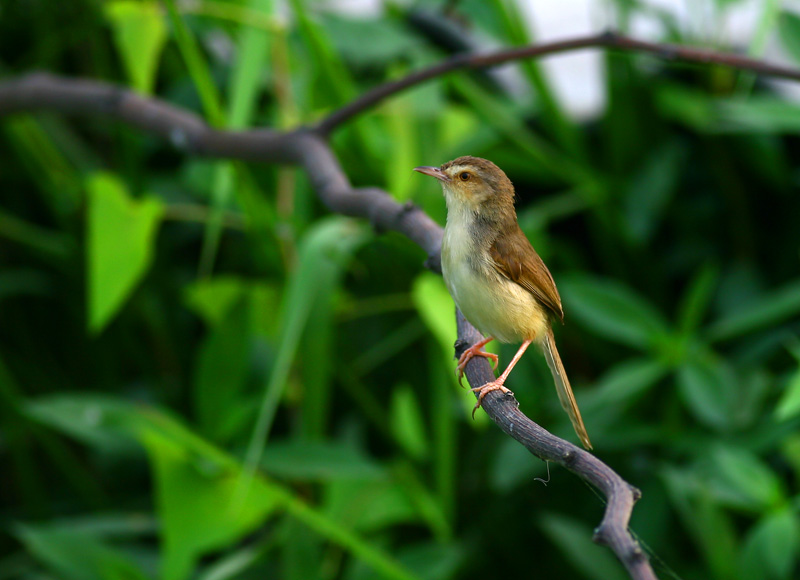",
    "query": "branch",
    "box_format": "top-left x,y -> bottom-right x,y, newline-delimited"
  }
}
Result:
7,29 -> 796,579
317,31 -> 800,134
455,312 -> 654,580
0,73 -> 444,270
